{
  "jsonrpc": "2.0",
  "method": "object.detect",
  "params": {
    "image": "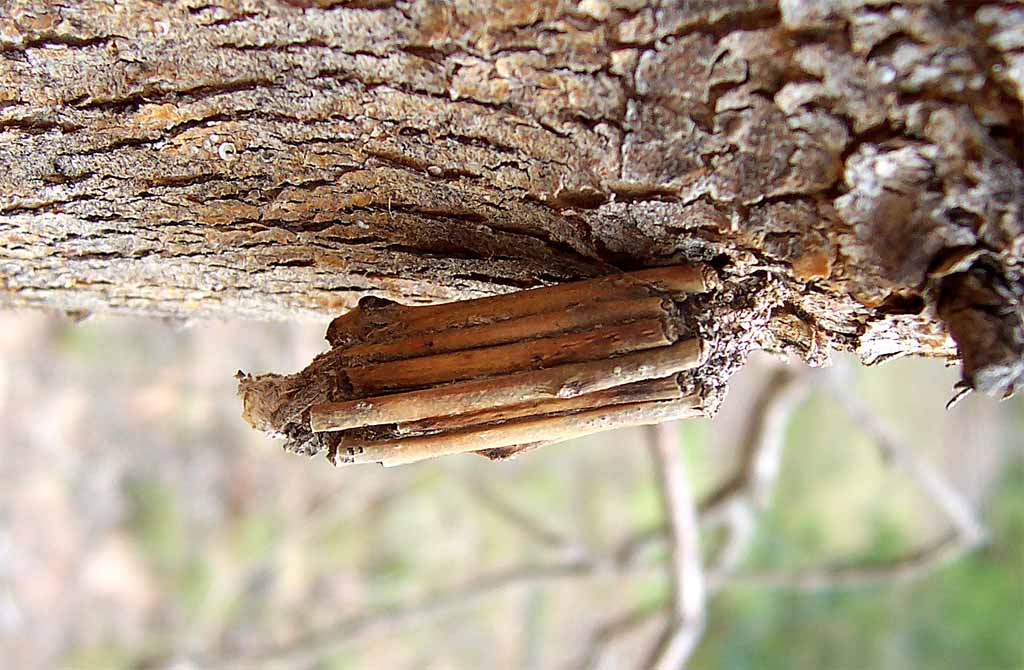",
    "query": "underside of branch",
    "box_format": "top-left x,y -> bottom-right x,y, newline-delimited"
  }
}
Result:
1,0 -> 1021,404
